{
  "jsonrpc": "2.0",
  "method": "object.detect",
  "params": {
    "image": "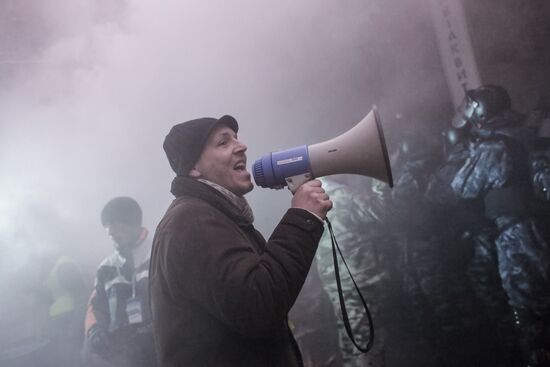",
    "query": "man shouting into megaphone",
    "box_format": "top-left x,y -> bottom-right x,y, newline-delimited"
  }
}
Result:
149,115 -> 333,367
